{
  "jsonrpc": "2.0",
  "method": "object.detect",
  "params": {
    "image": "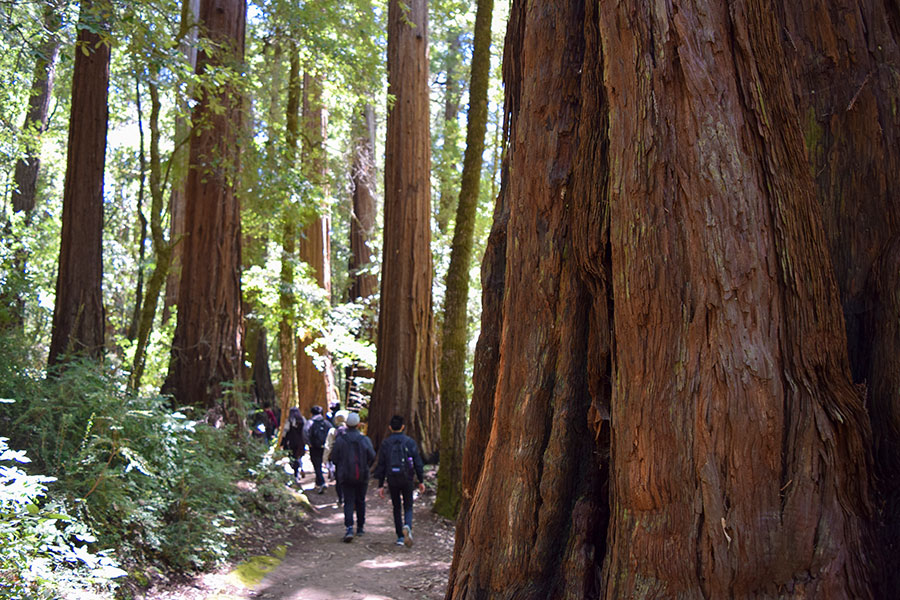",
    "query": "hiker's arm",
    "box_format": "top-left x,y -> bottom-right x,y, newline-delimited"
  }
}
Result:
372,444 -> 386,487
323,430 -> 335,462
411,441 -> 425,484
